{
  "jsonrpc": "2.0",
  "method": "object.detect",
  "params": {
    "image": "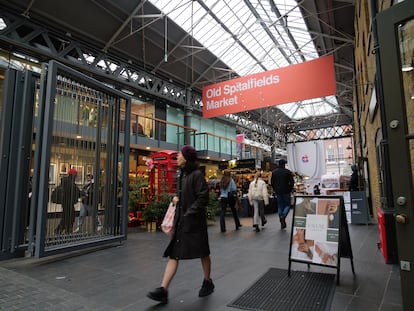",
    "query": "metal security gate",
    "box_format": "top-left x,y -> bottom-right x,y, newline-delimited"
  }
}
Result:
0,61 -> 131,259
0,69 -> 38,260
